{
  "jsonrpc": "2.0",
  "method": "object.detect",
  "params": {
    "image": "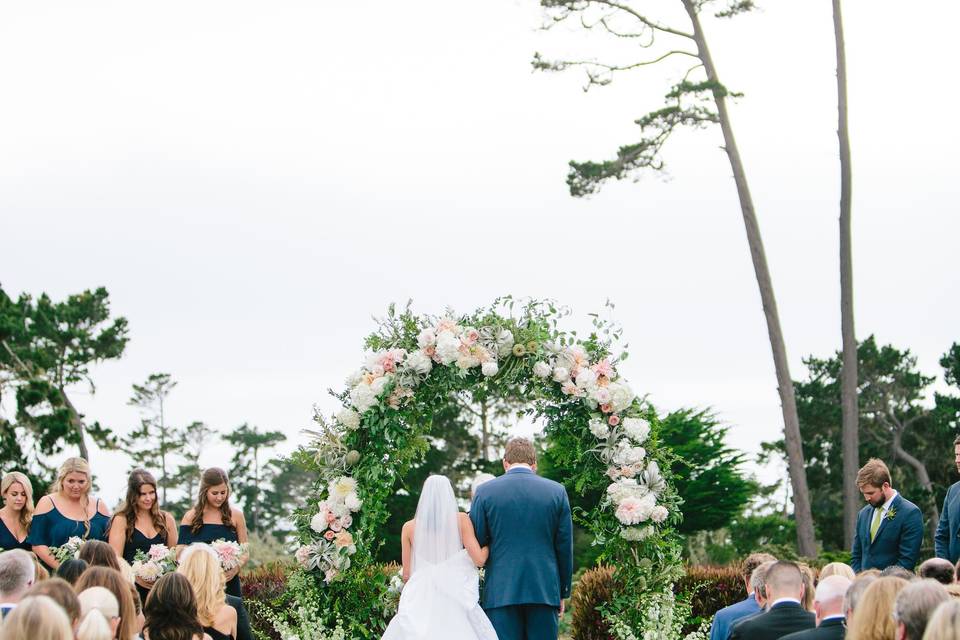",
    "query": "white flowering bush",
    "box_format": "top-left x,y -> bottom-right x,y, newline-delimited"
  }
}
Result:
283,299 -> 684,638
